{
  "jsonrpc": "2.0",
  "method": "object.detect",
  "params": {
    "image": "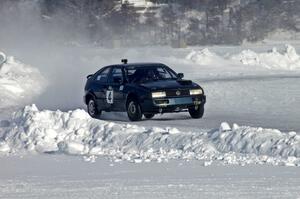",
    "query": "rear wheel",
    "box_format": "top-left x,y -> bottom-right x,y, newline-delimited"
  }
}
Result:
127,99 -> 142,121
188,105 -> 204,119
87,99 -> 101,118
144,113 -> 155,119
